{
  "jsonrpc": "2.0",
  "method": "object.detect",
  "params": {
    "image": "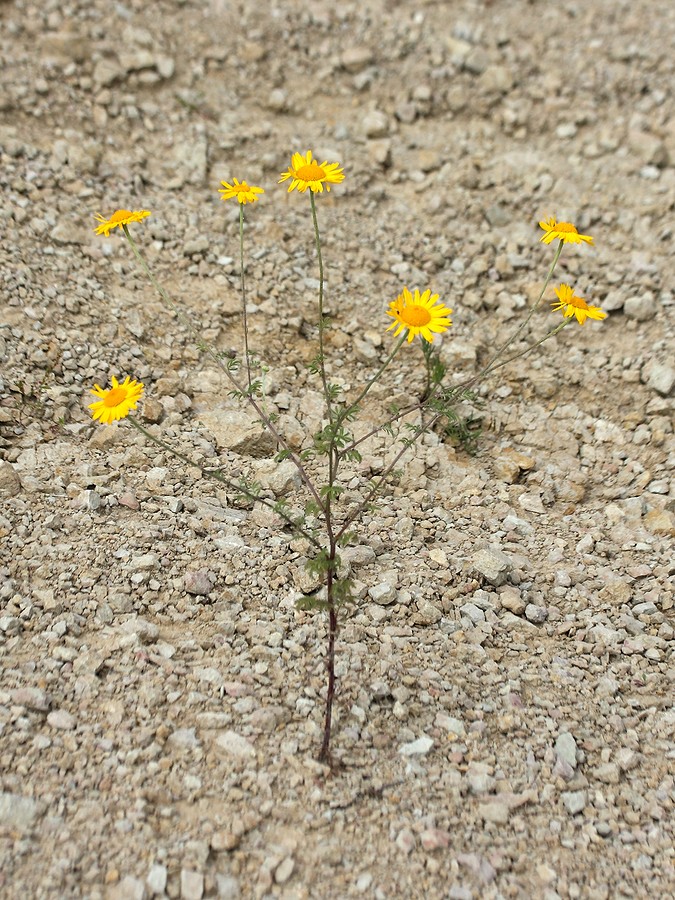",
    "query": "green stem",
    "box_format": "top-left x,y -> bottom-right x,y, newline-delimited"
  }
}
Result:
239,205 -> 252,389
126,416 -> 320,548
121,225 -> 326,517
309,191 -> 332,422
